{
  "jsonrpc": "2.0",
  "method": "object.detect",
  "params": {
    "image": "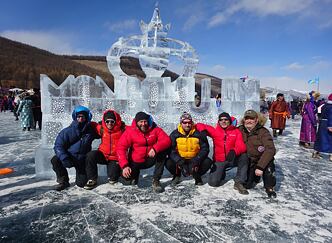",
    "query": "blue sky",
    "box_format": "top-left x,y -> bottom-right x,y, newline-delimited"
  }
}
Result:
1,0 -> 332,92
